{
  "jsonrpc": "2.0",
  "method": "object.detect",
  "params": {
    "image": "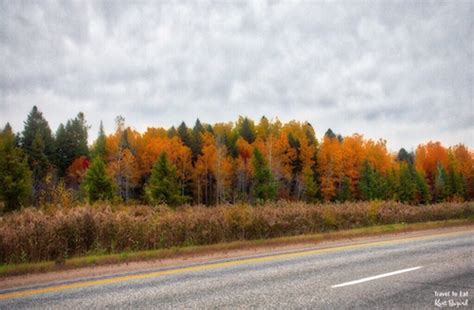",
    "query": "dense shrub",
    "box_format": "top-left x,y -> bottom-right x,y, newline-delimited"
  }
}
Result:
0,201 -> 472,264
